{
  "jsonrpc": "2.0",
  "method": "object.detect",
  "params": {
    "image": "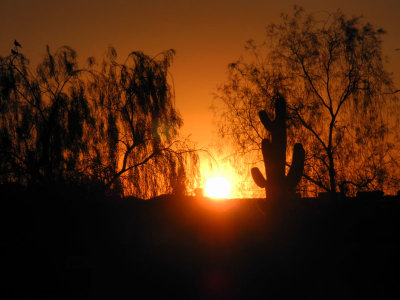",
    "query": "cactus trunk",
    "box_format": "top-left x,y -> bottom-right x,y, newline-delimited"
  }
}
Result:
251,94 -> 305,202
